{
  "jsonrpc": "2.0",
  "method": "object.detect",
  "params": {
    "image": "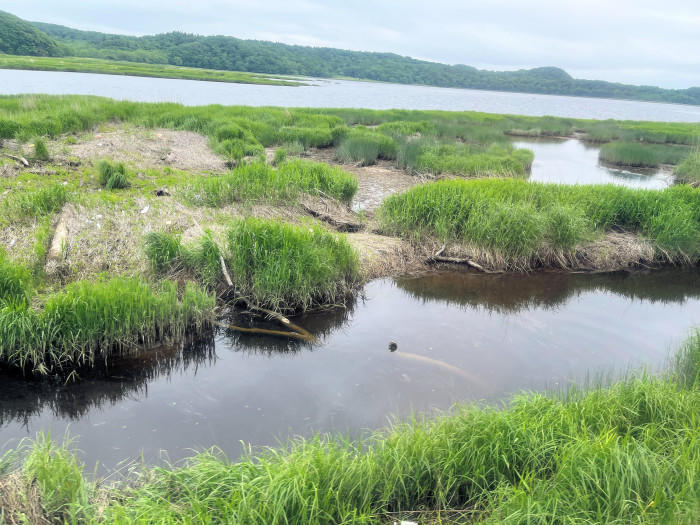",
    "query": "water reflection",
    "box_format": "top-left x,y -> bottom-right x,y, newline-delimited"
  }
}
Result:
395,270 -> 700,314
513,138 -> 673,188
